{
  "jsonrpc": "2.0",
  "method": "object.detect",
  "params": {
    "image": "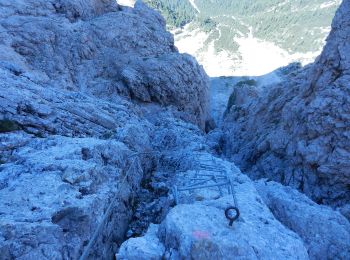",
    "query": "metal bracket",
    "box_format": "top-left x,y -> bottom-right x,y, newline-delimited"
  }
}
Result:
172,156 -> 240,226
